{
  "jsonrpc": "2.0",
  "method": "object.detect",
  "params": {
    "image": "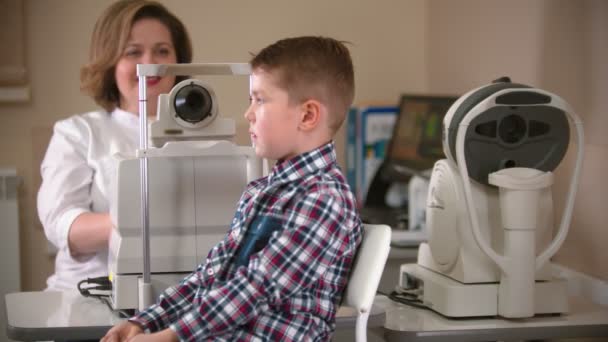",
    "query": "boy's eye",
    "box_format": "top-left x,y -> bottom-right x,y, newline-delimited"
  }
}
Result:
249,96 -> 264,105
